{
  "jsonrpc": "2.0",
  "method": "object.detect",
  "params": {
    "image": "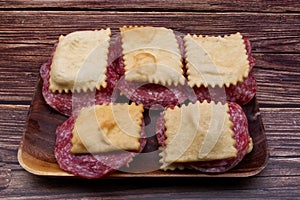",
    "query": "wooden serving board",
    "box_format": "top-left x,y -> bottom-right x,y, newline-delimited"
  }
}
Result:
18,77 -> 268,178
